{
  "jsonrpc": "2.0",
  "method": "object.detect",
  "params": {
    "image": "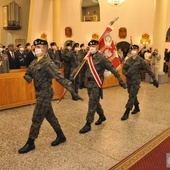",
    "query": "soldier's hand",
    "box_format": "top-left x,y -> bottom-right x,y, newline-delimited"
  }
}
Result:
69,77 -> 75,85
119,80 -> 127,89
153,80 -> 159,88
71,92 -> 84,101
